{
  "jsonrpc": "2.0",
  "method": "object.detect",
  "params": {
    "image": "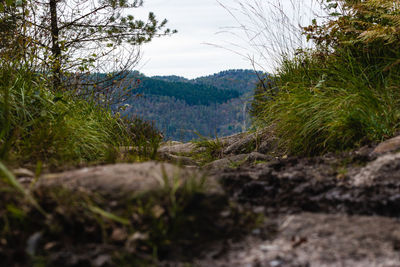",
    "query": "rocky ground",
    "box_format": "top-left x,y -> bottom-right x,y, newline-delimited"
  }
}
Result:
9,132 -> 400,266
158,132 -> 400,266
